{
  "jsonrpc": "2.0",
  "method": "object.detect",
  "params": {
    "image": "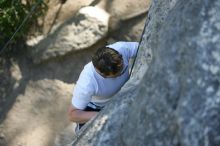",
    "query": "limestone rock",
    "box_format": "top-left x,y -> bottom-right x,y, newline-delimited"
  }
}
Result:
71,0 -> 220,145
95,0 -> 151,32
43,0 -> 93,34
31,6 -> 109,64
